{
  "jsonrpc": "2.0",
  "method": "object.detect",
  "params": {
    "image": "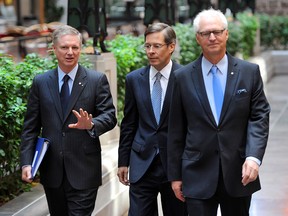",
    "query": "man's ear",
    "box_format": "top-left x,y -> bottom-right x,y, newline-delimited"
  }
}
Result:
169,43 -> 176,54
196,34 -> 200,45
